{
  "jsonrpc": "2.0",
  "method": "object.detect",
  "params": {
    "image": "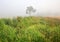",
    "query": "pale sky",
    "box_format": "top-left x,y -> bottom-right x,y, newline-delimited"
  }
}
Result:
0,0 -> 60,17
